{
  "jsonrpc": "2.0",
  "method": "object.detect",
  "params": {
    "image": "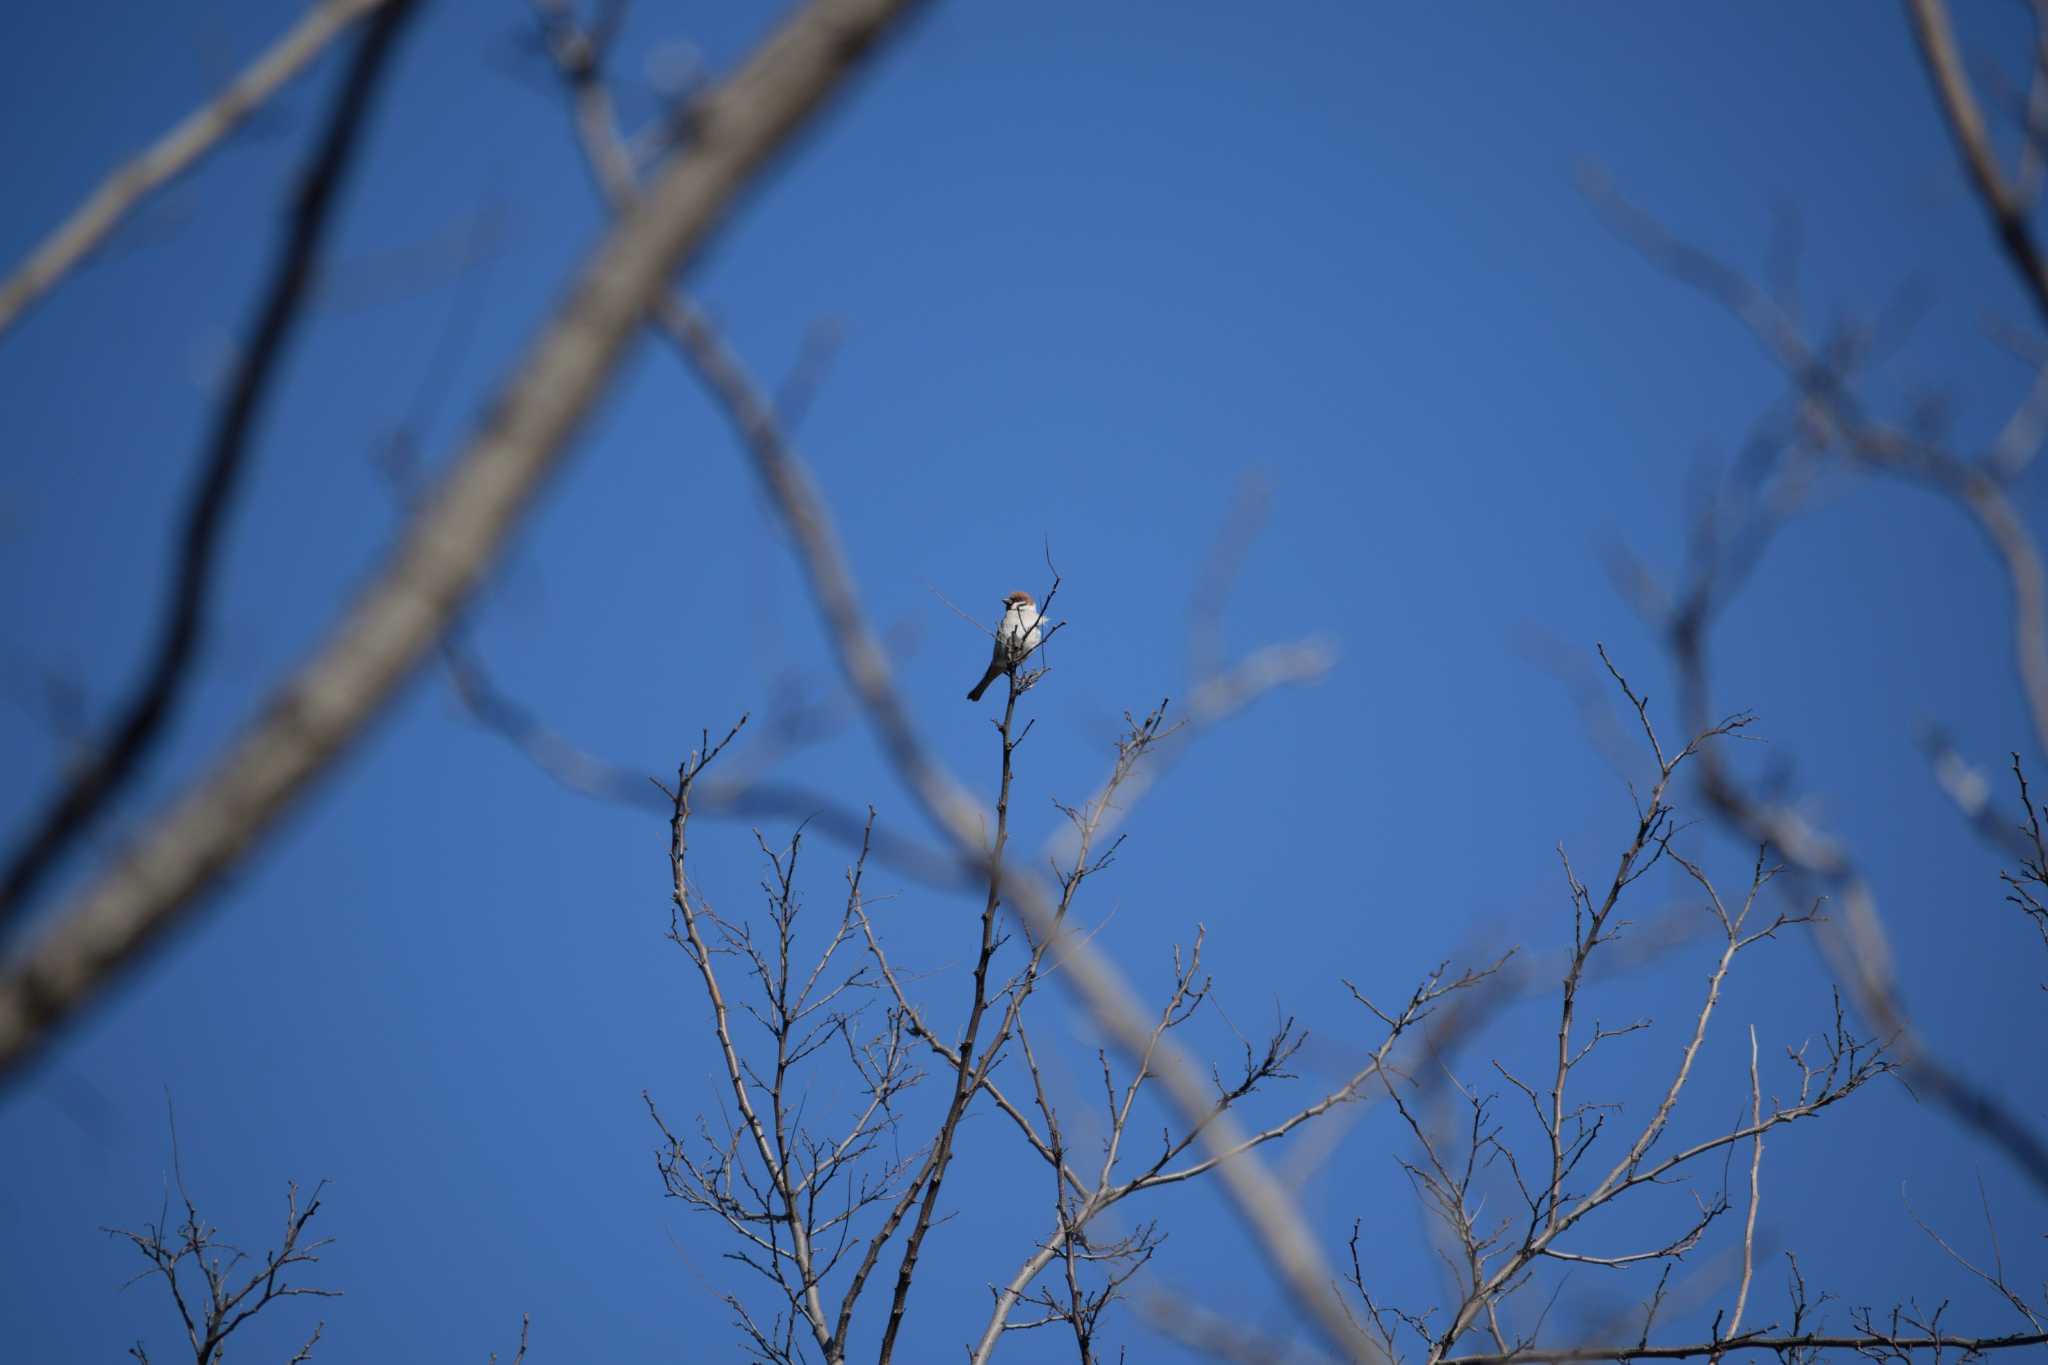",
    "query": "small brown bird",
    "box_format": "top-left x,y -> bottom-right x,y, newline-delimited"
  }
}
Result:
966,591 -> 1042,701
